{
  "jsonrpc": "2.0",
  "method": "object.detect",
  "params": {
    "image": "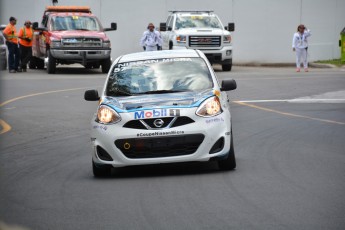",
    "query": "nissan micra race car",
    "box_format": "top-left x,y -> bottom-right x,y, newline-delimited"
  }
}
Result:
84,49 -> 237,177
